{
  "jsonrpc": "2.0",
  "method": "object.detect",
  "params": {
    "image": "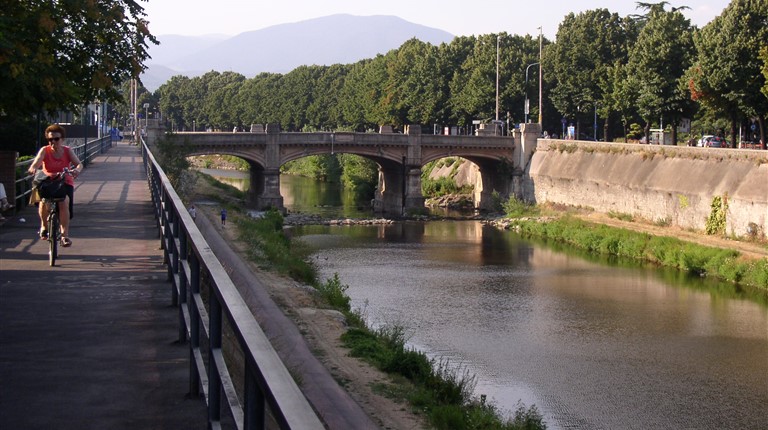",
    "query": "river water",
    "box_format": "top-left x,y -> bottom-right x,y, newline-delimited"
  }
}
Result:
209,170 -> 768,429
